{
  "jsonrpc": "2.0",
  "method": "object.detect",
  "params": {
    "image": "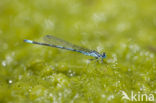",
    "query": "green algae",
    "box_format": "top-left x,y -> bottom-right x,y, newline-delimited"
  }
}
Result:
0,0 -> 156,103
